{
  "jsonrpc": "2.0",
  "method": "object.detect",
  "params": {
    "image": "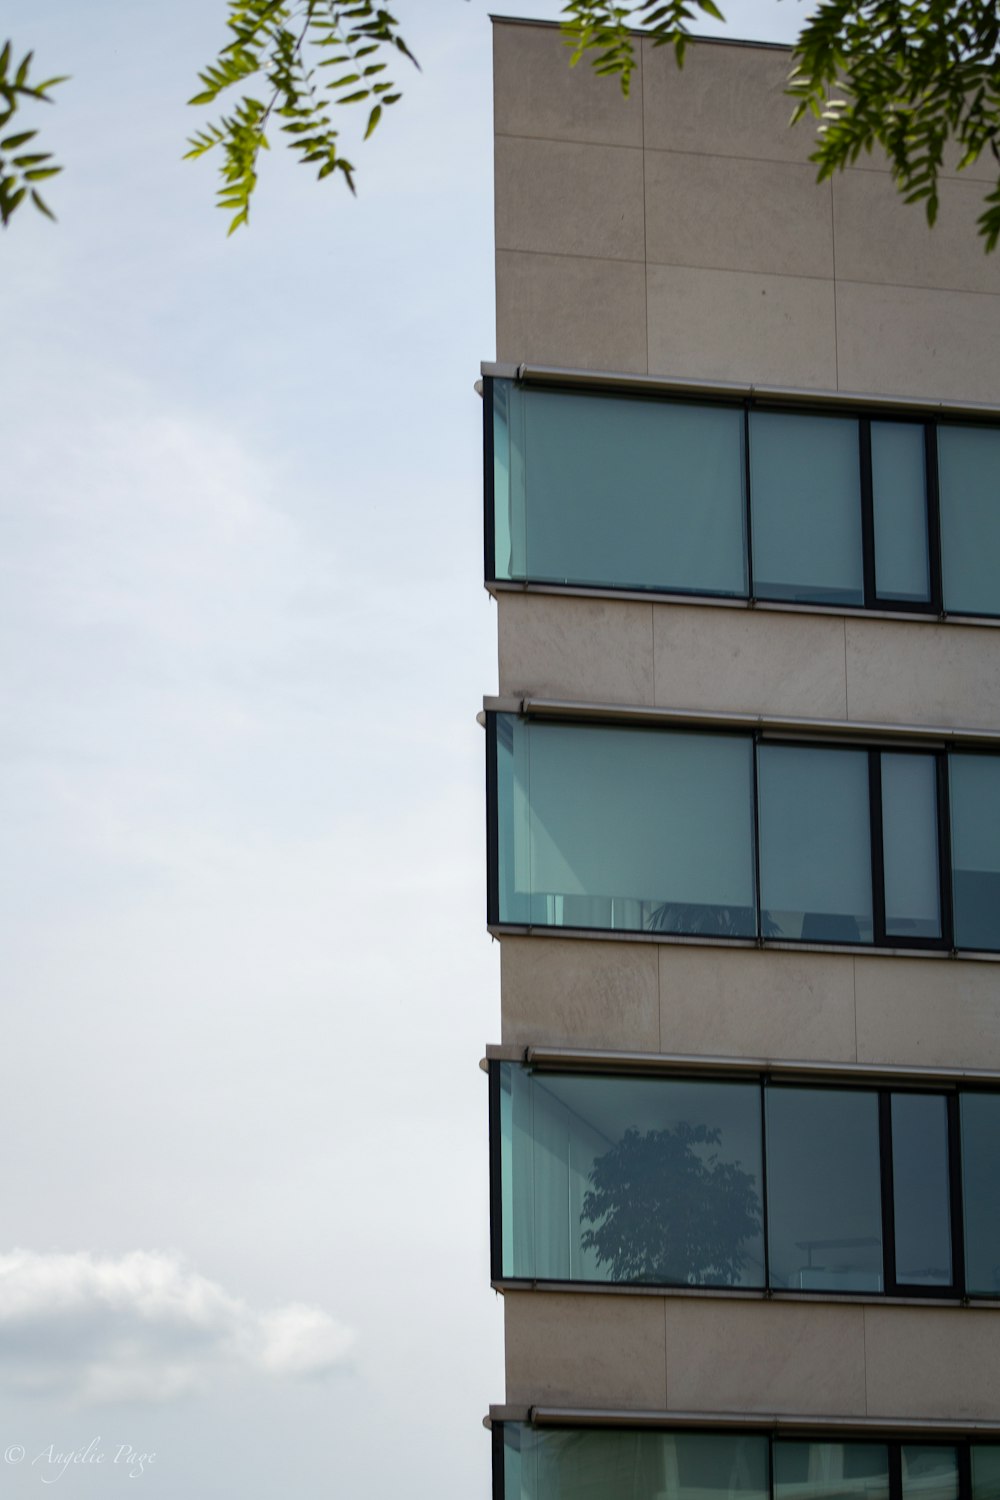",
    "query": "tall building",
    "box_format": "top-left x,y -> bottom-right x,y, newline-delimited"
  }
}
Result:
480,16 -> 1000,1500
